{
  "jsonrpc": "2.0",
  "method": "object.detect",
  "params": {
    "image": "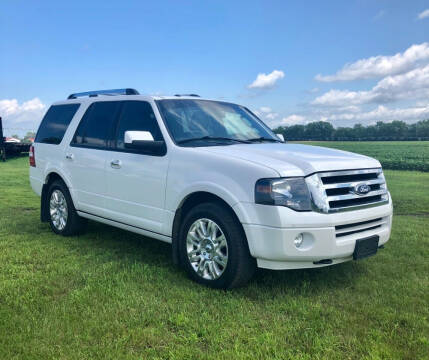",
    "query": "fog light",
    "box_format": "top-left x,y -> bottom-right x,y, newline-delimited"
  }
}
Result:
294,233 -> 304,248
